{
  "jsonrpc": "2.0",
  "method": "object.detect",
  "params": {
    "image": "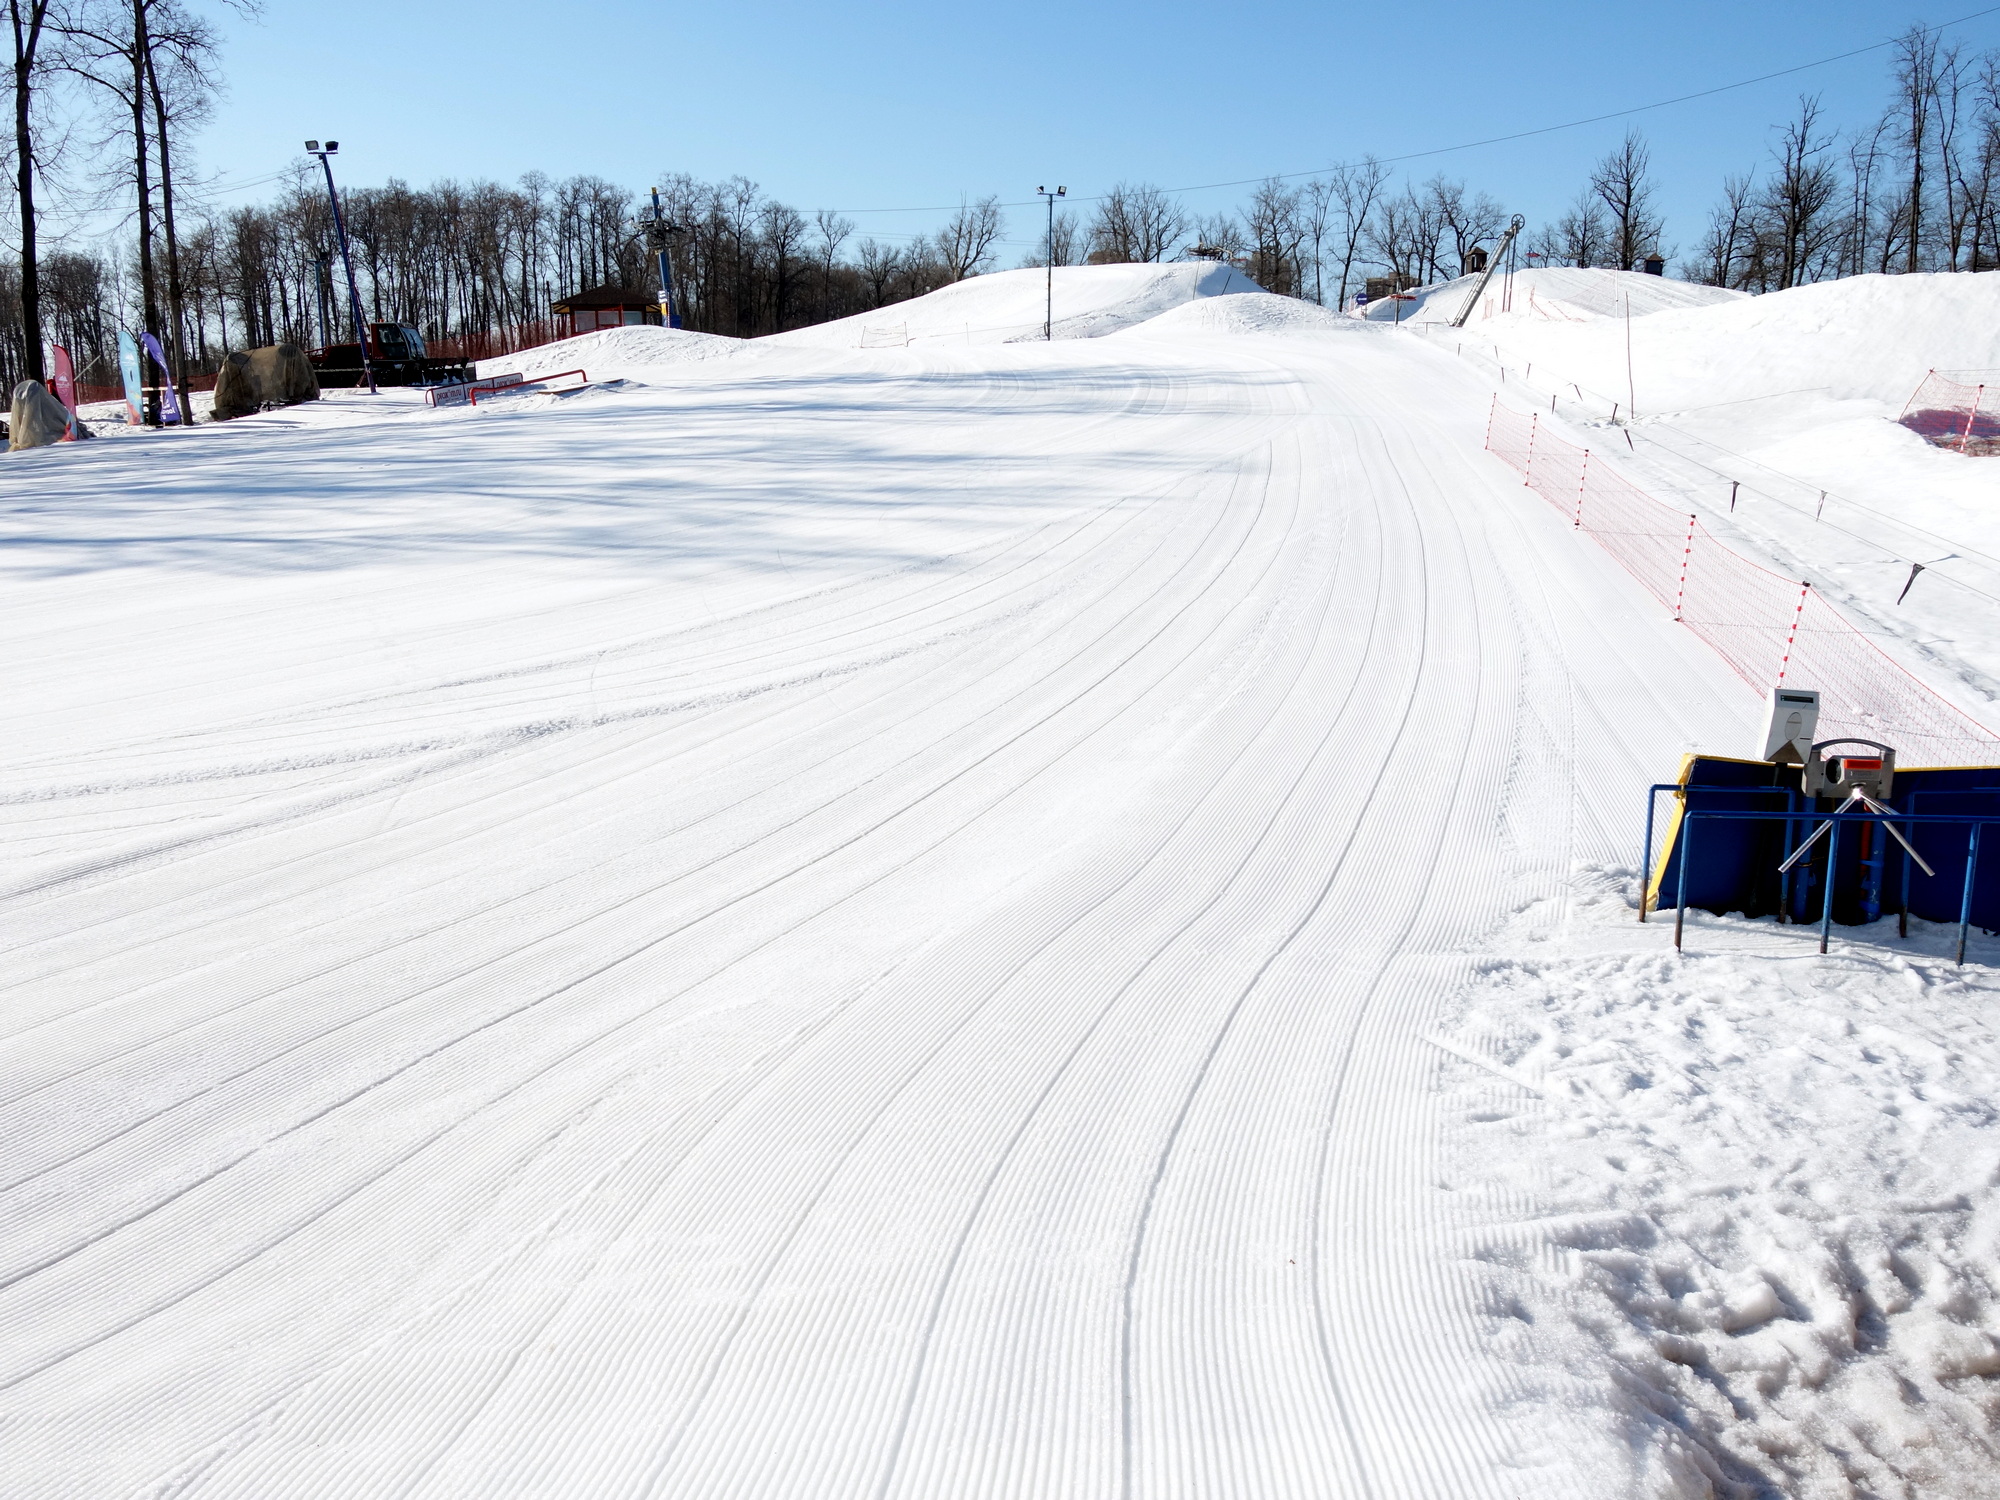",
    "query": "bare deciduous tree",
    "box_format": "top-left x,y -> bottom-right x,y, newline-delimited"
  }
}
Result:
1764,95 -> 1843,287
1589,129 -> 1665,269
936,195 -> 1002,282
1325,156 -> 1387,308
1086,182 -> 1187,263
9,0 -> 54,382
